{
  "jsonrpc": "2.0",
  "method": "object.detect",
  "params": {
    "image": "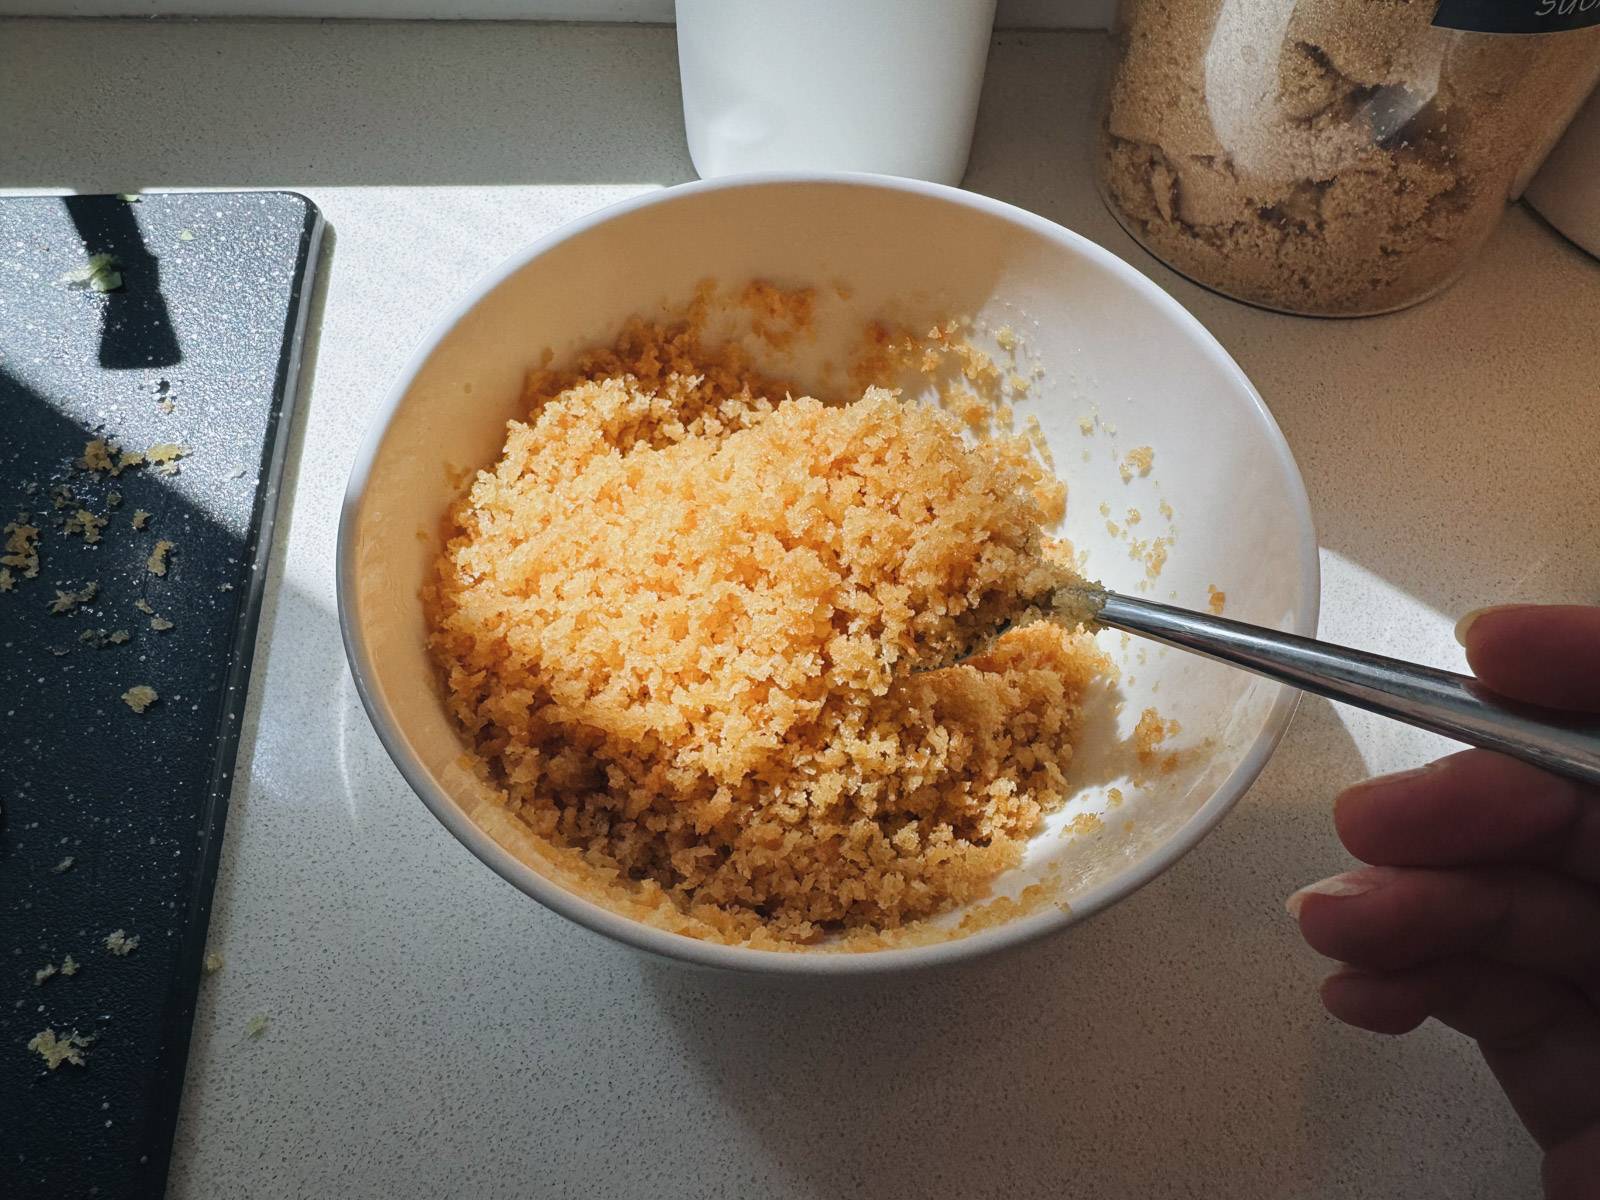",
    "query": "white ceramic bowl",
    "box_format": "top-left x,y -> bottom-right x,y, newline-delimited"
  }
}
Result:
338,174 -> 1319,974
